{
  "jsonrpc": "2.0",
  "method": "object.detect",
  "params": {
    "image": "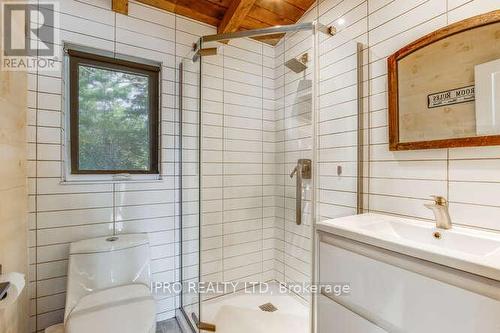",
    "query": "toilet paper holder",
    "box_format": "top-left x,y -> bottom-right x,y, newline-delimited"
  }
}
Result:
0,265 -> 10,301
